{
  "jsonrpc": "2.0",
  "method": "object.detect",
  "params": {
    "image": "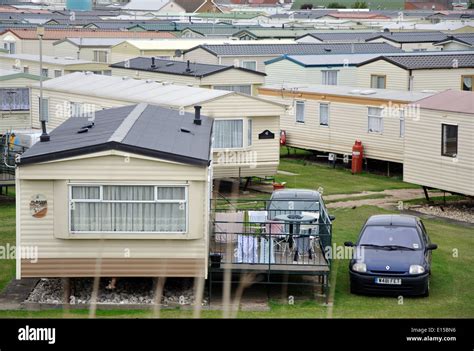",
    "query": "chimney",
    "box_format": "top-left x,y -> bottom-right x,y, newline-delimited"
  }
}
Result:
151,57 -> 156,69
194,106 -> 202,125
186,60 -> 191,72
